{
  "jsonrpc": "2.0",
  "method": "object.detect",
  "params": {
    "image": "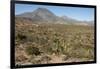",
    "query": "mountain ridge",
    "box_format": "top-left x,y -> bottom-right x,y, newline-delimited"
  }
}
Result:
16,7 -> 94,26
